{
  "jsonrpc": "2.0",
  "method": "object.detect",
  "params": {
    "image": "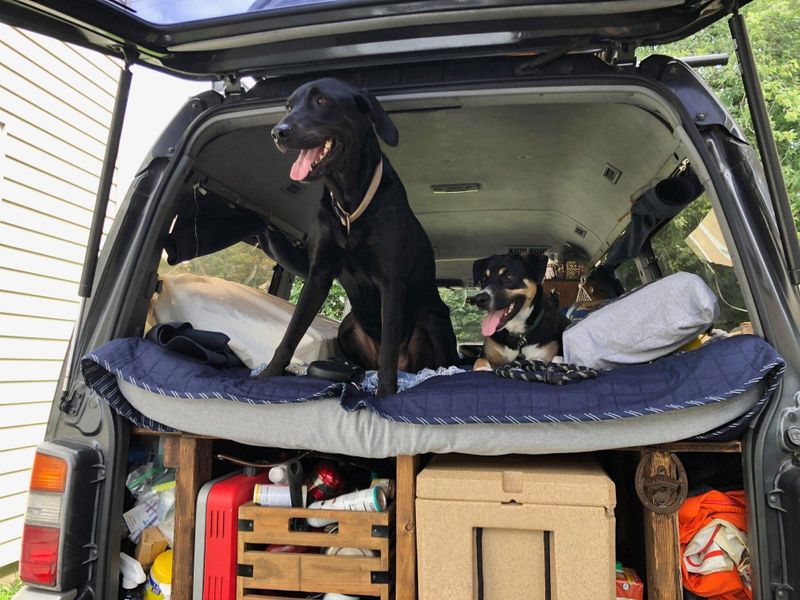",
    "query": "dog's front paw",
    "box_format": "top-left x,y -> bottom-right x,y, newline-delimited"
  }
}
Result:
473,358 -> 493,371
375,380 -> 398,399
254,360 -> 288,380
